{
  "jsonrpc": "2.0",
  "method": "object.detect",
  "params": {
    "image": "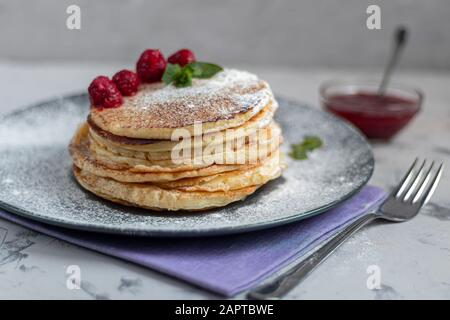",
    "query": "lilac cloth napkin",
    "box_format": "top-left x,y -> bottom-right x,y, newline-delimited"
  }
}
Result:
0,185 -> 385,297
